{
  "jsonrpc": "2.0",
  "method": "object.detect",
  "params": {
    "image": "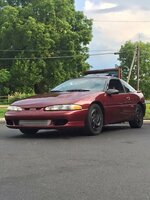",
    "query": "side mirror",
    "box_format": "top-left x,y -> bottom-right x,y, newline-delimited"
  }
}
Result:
106,89 -> 119,96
